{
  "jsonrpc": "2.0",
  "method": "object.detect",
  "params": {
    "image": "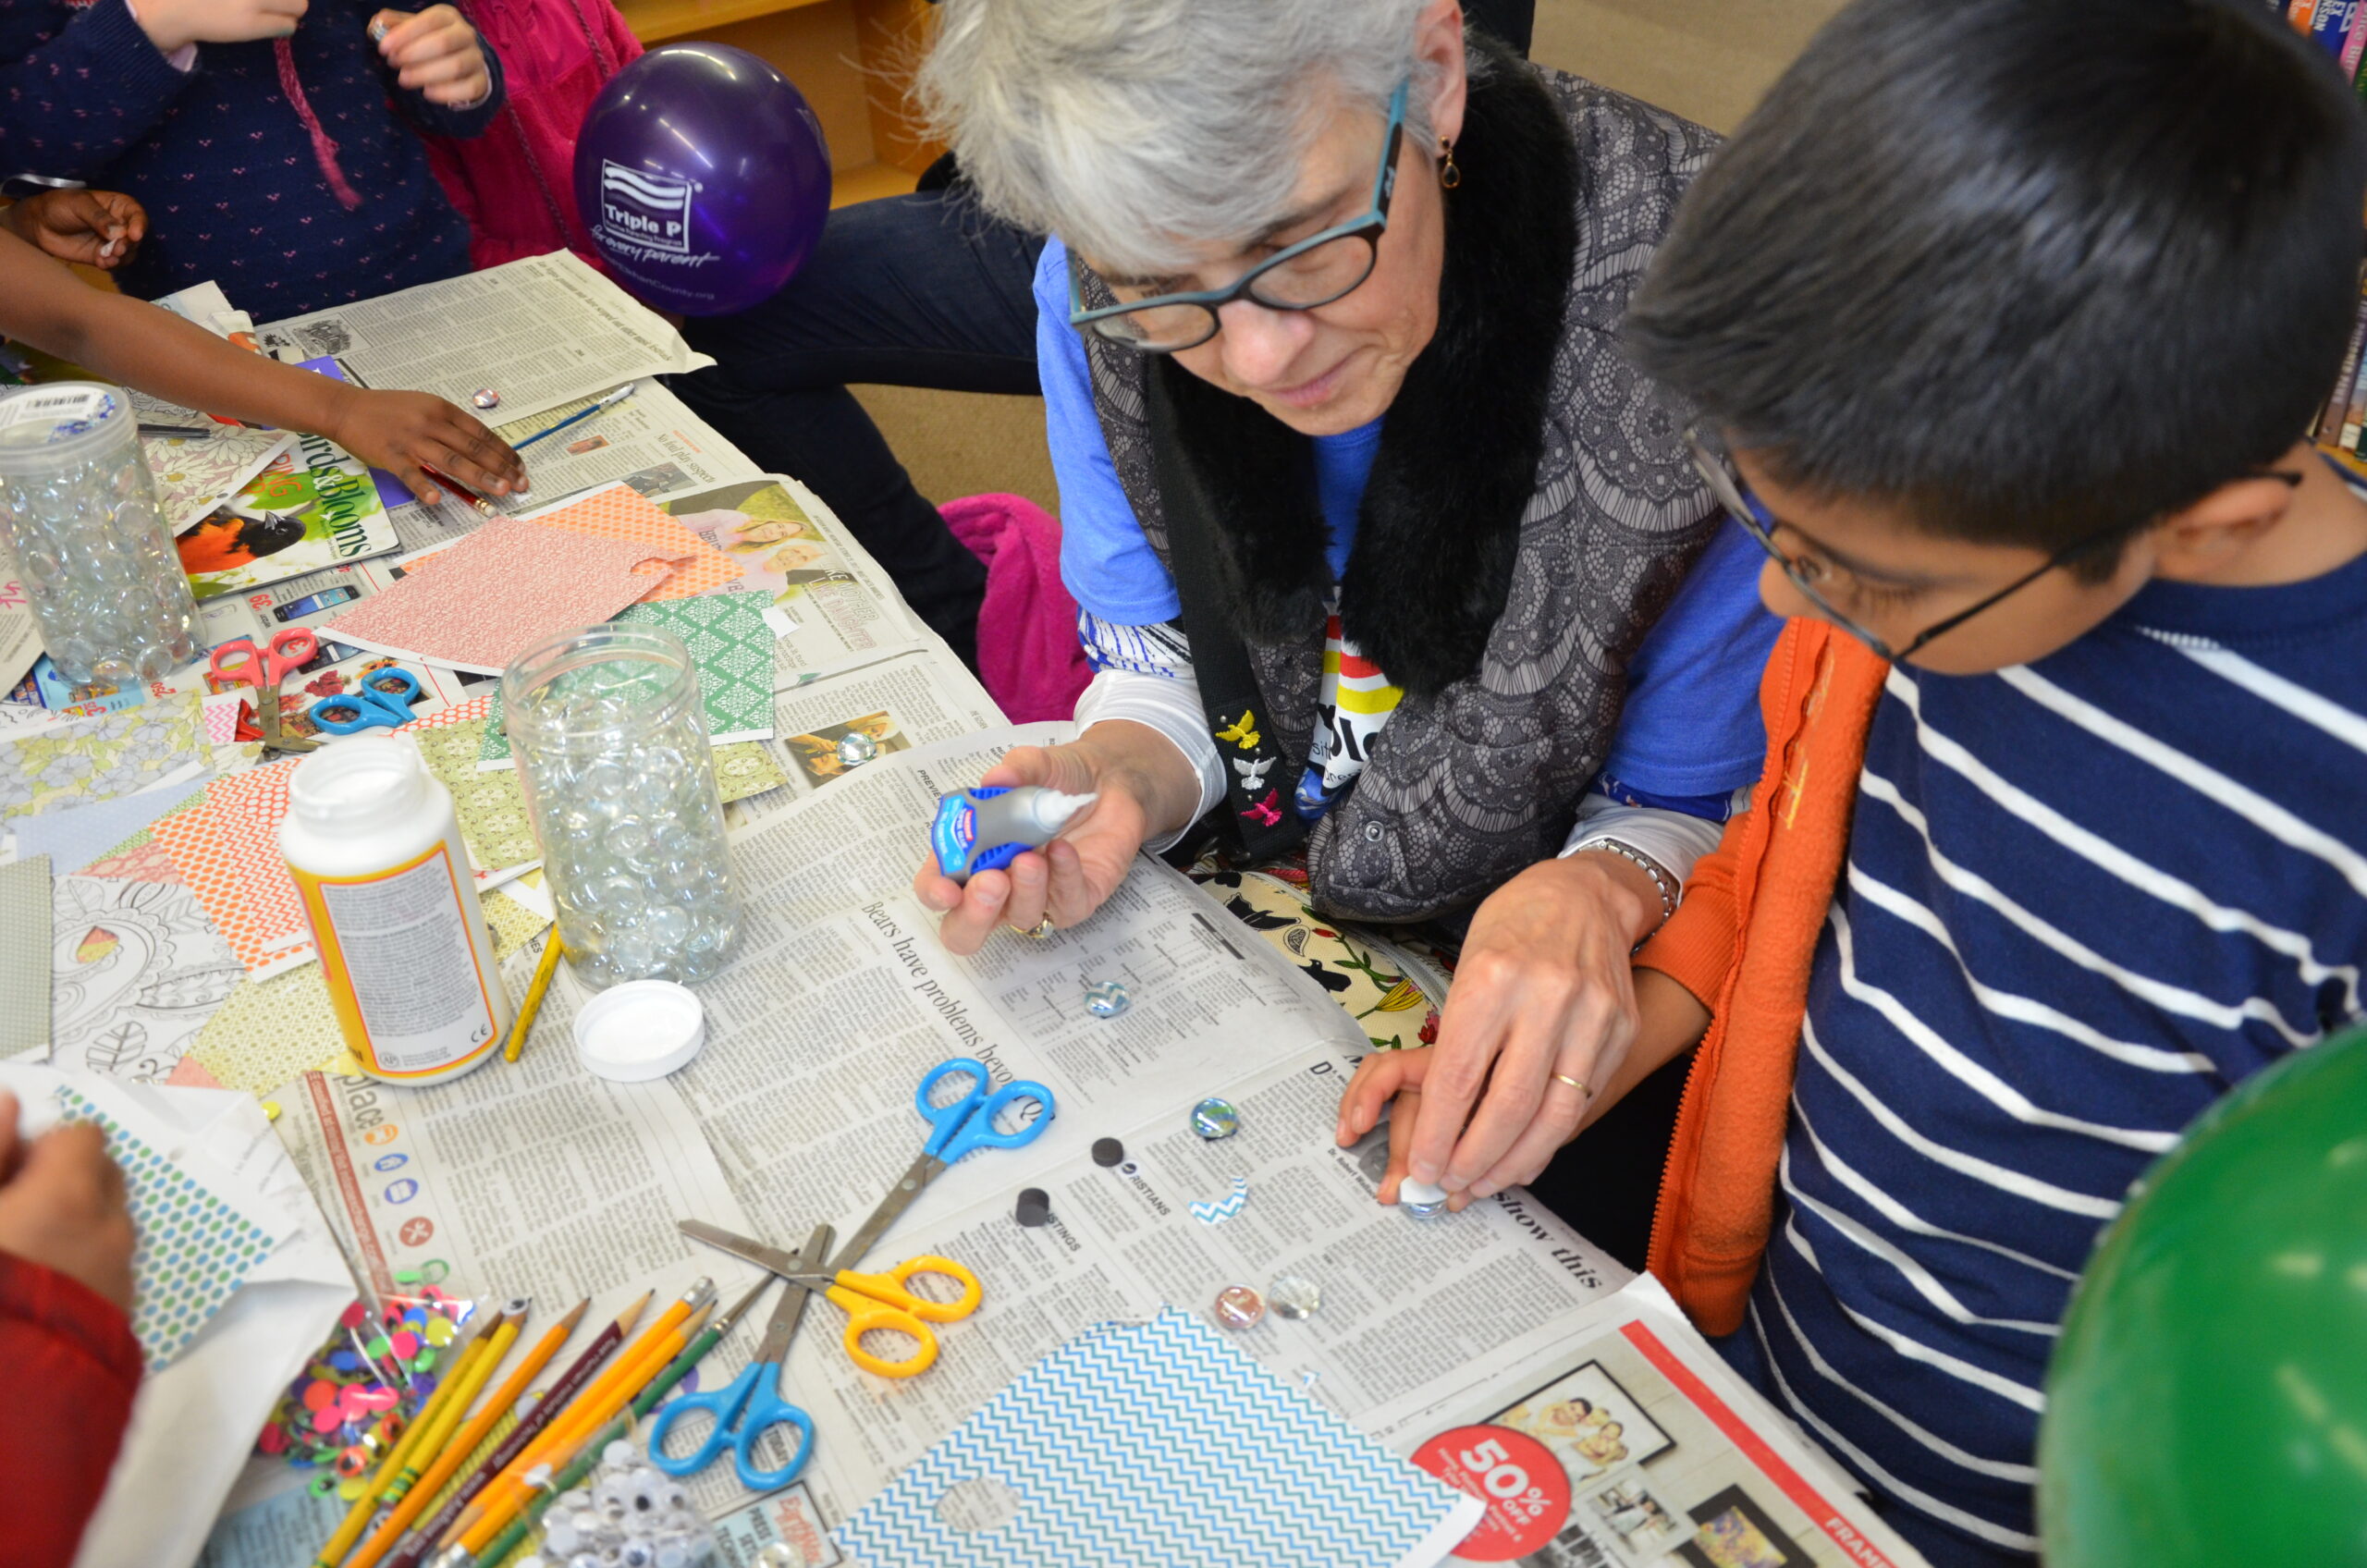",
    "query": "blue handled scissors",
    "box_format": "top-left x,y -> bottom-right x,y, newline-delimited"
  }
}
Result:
648,1220 -> 834,1490
827,1058 -> 1056,1273
307,667 -> 423,734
